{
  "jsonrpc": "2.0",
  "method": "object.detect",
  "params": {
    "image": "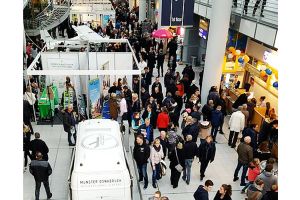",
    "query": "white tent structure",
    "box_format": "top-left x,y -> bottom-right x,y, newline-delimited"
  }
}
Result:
26,26 -> 141,122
